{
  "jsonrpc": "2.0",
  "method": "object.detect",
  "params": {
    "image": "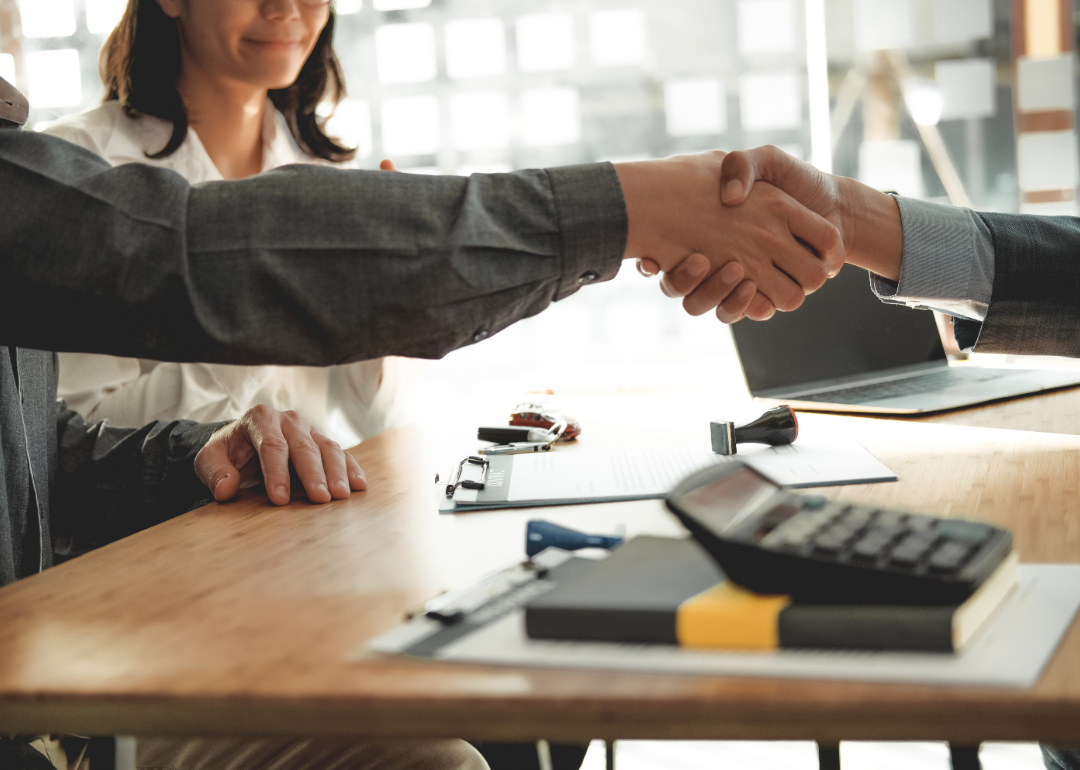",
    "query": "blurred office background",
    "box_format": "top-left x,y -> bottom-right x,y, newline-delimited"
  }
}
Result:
0,1 -> 1072,767
2,0 -> 1073,424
